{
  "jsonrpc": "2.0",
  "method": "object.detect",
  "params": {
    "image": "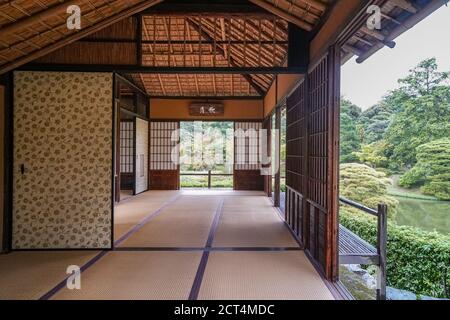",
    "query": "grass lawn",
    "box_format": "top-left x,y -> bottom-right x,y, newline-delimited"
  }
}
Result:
387,175 -> 437,200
